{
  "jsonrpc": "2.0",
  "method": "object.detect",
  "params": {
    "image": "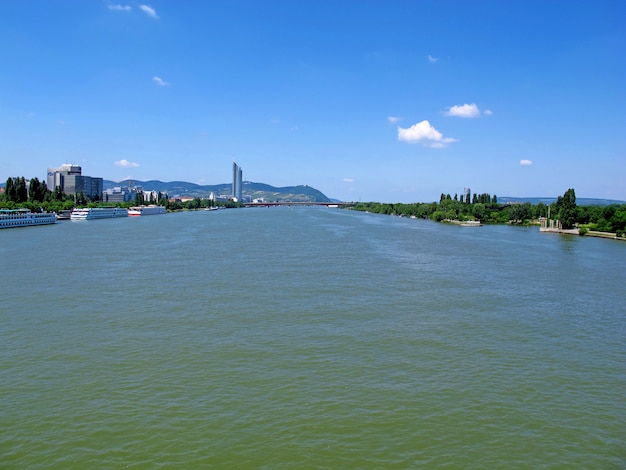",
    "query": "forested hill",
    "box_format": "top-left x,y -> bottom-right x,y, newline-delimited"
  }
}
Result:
103,180 -> 332,203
